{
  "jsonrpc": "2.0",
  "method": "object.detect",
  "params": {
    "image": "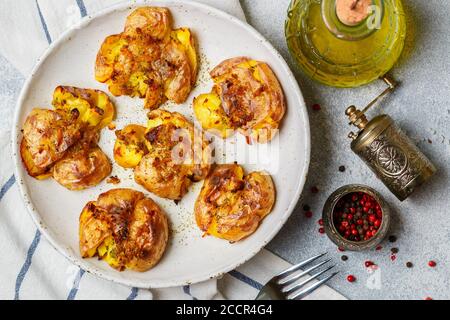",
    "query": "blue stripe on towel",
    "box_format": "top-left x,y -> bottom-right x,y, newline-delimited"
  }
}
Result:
13,0 -> 54,300
35,0 -> 52,44
183,285 -> 198,300
14,230 -> 41,300
228,270 -> 263,290
76,0 -> 88,17
126,287 -> 139,300
67,269 -> 85,300
0,175 -> 15,201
